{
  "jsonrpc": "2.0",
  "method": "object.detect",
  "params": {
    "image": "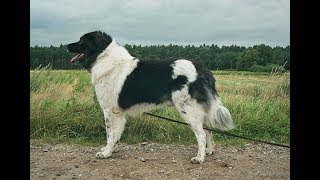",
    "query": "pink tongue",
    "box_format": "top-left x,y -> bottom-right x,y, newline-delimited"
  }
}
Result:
70,53 -> 84,63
